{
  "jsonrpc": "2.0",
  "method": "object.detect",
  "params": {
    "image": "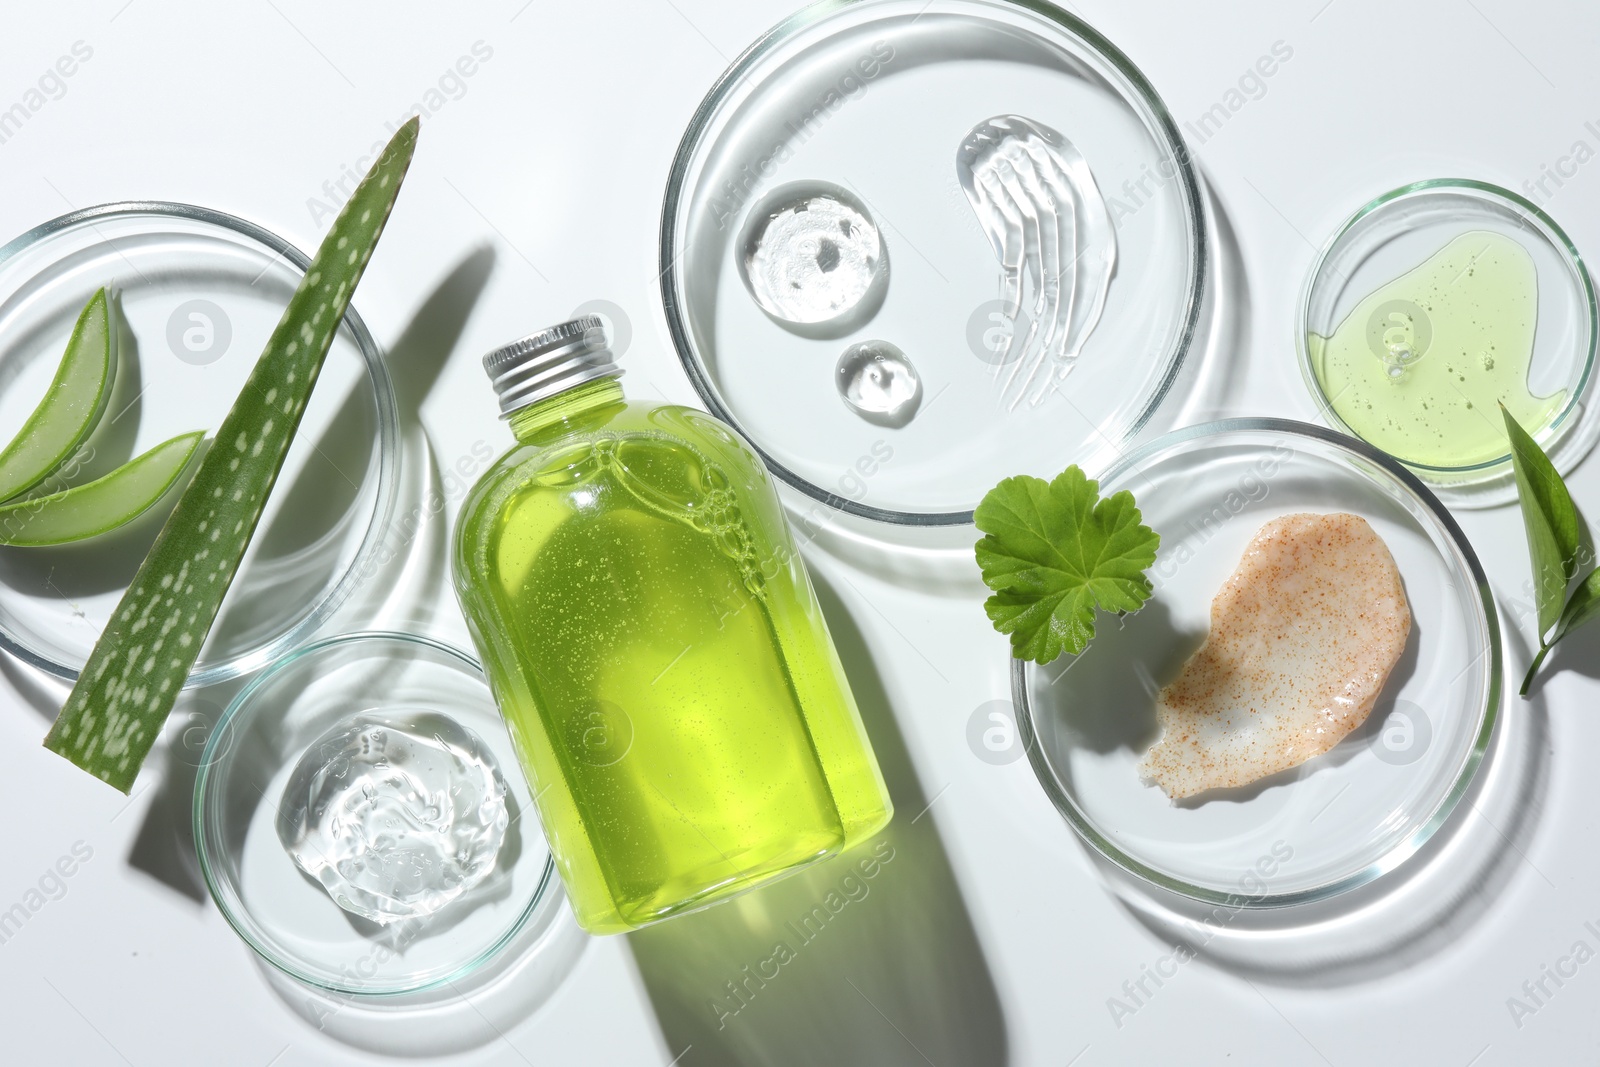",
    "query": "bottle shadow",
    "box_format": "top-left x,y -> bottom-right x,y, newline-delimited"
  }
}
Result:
625,573 -> 1009,1066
